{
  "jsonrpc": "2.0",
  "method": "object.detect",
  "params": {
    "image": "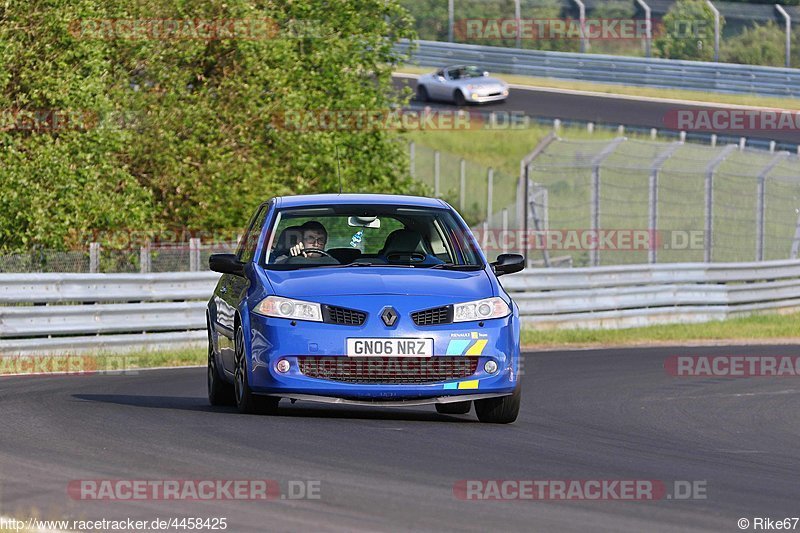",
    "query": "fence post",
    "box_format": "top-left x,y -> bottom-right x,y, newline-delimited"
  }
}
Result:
459,158 -> 466,211
189,238 -> 201,271
409,141 -> 415,179
140,242 -> 151,274
649,142 -> 682,263
635,0 -> 652,57
89,242 -> 100,273
514,0 -> 521,49
756,152 -> 789,261
791,212 -> 800,259
705,144 -> 736,262
486,168 -> 494,225
706,0 -> 720,62
589,138 -> 625,266
520,132 -> 558,262
502,208 -> 509,254
434,150 -> 440,197
573,0 -> 588,53
776,5 -> 791,68
448,0 -> 454,42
